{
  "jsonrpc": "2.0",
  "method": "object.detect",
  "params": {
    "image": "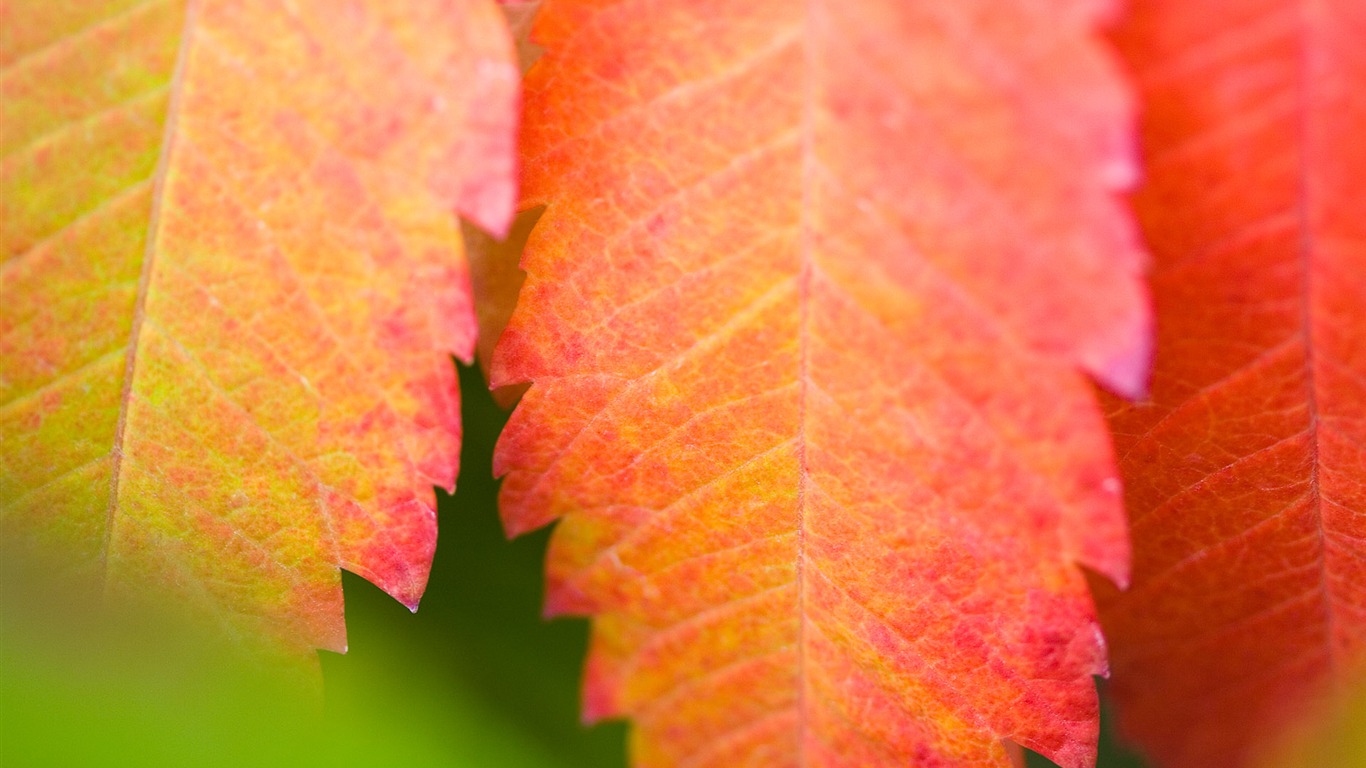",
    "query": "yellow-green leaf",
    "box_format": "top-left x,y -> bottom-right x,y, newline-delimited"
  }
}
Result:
0,0 -> 518,656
